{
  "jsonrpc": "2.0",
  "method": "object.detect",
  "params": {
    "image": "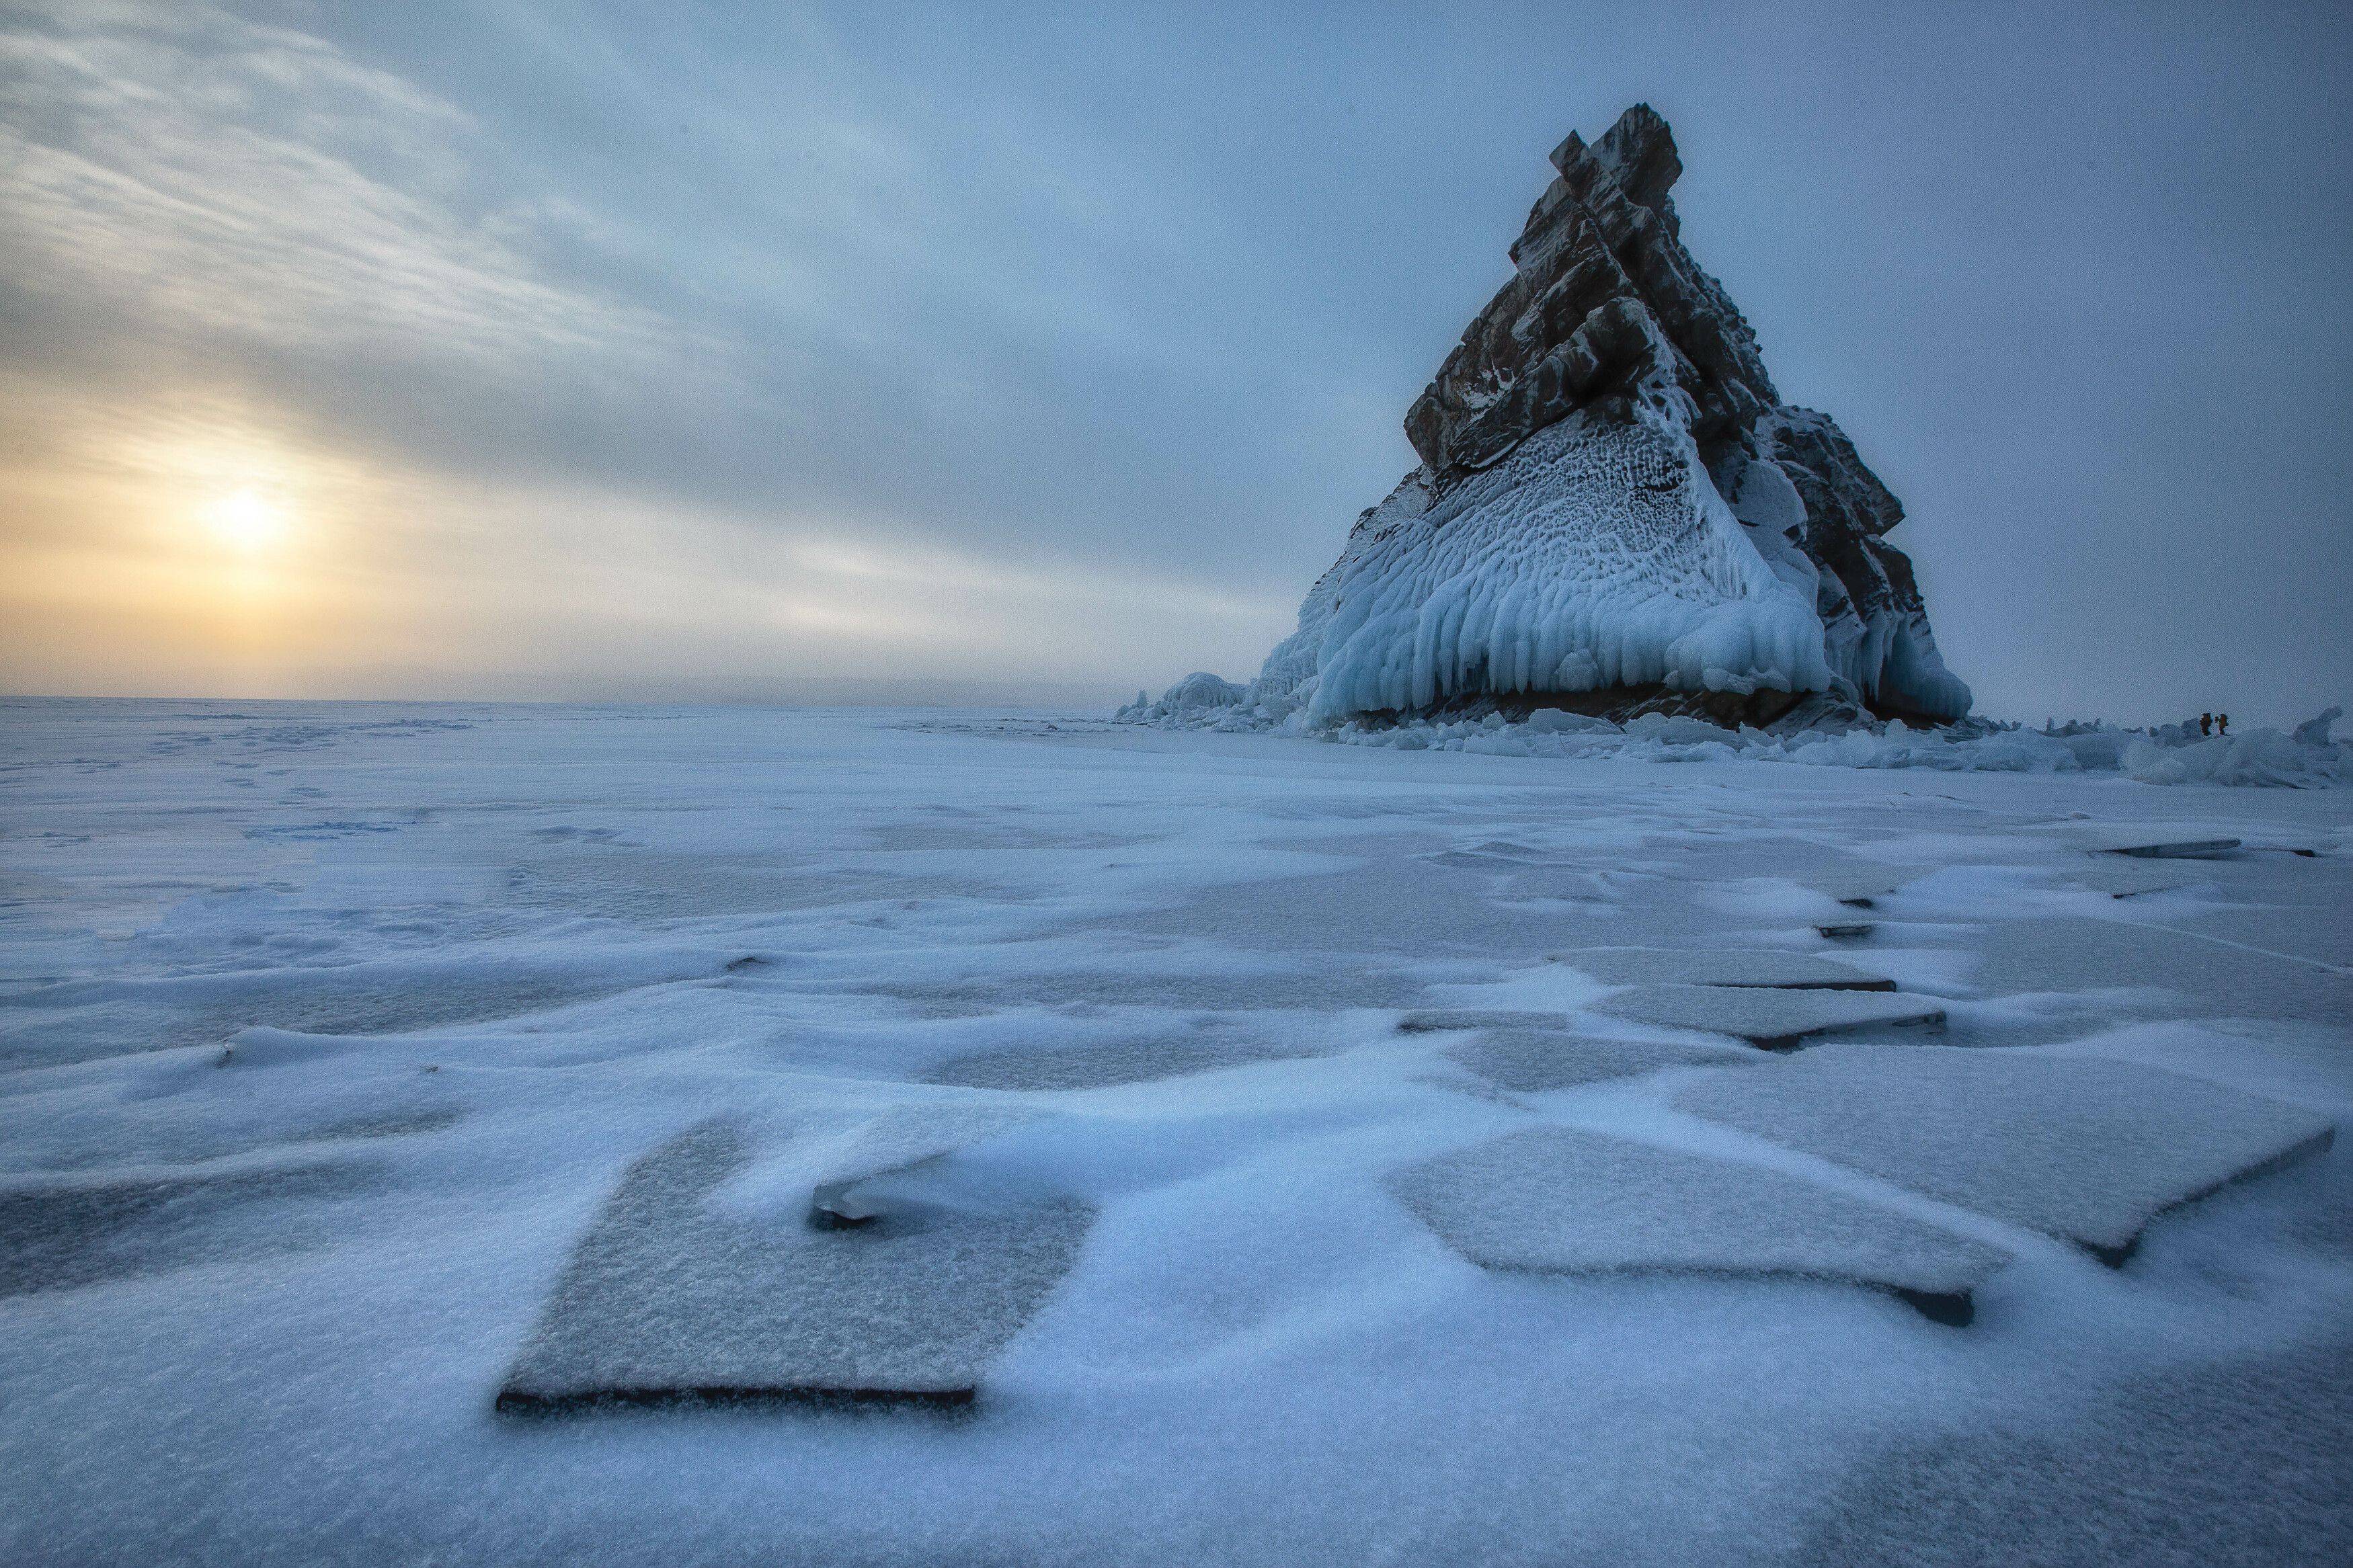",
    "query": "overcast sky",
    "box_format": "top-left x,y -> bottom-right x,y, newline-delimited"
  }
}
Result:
3,0 -> 2347,723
